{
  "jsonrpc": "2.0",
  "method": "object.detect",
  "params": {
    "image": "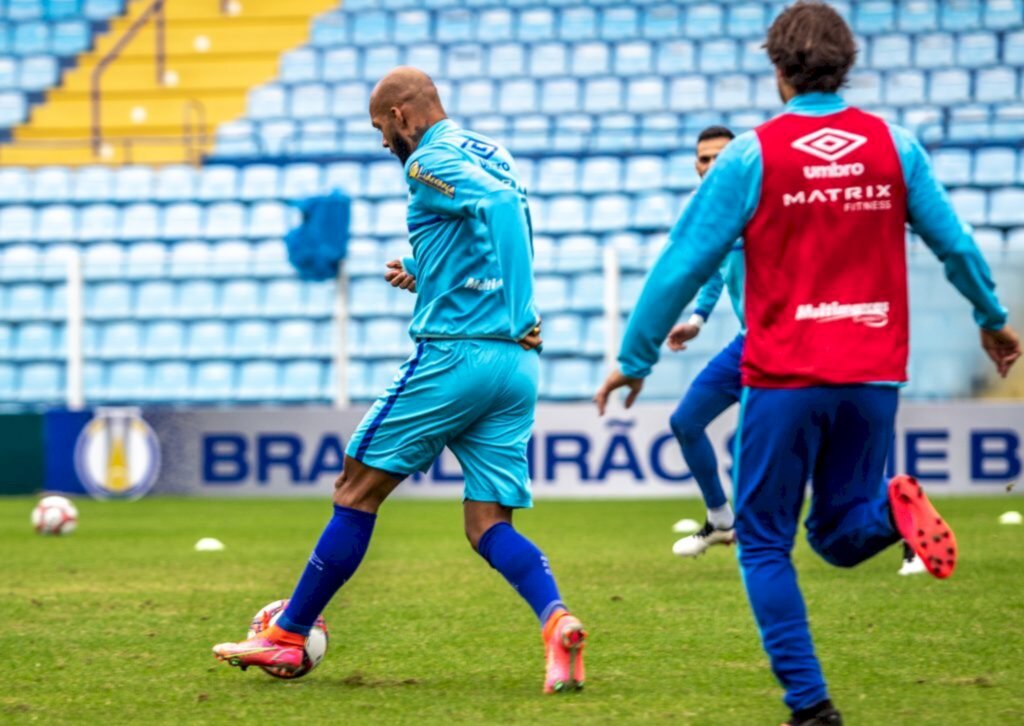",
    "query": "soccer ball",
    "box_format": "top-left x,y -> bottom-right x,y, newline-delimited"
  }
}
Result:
31,495 -> 78,535
247,599 -> 328,679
